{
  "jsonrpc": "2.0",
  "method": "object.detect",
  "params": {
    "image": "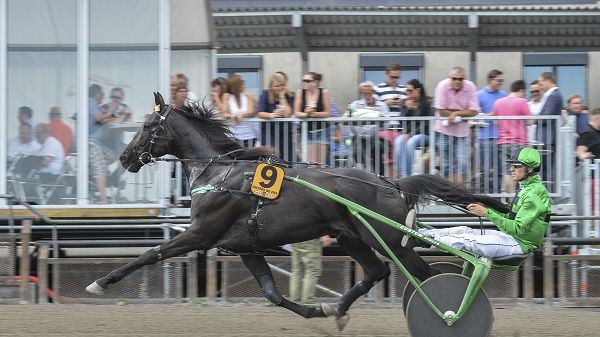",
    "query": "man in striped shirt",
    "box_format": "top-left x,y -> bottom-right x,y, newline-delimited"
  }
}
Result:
374,62 -> 407,119
375,62 -> 407,144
